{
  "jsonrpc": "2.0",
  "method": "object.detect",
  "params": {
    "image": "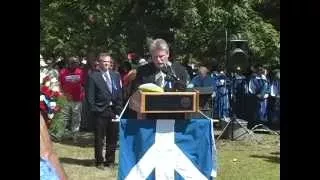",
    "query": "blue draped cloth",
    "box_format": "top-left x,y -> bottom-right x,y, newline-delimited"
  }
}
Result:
118,118 -> 217,180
